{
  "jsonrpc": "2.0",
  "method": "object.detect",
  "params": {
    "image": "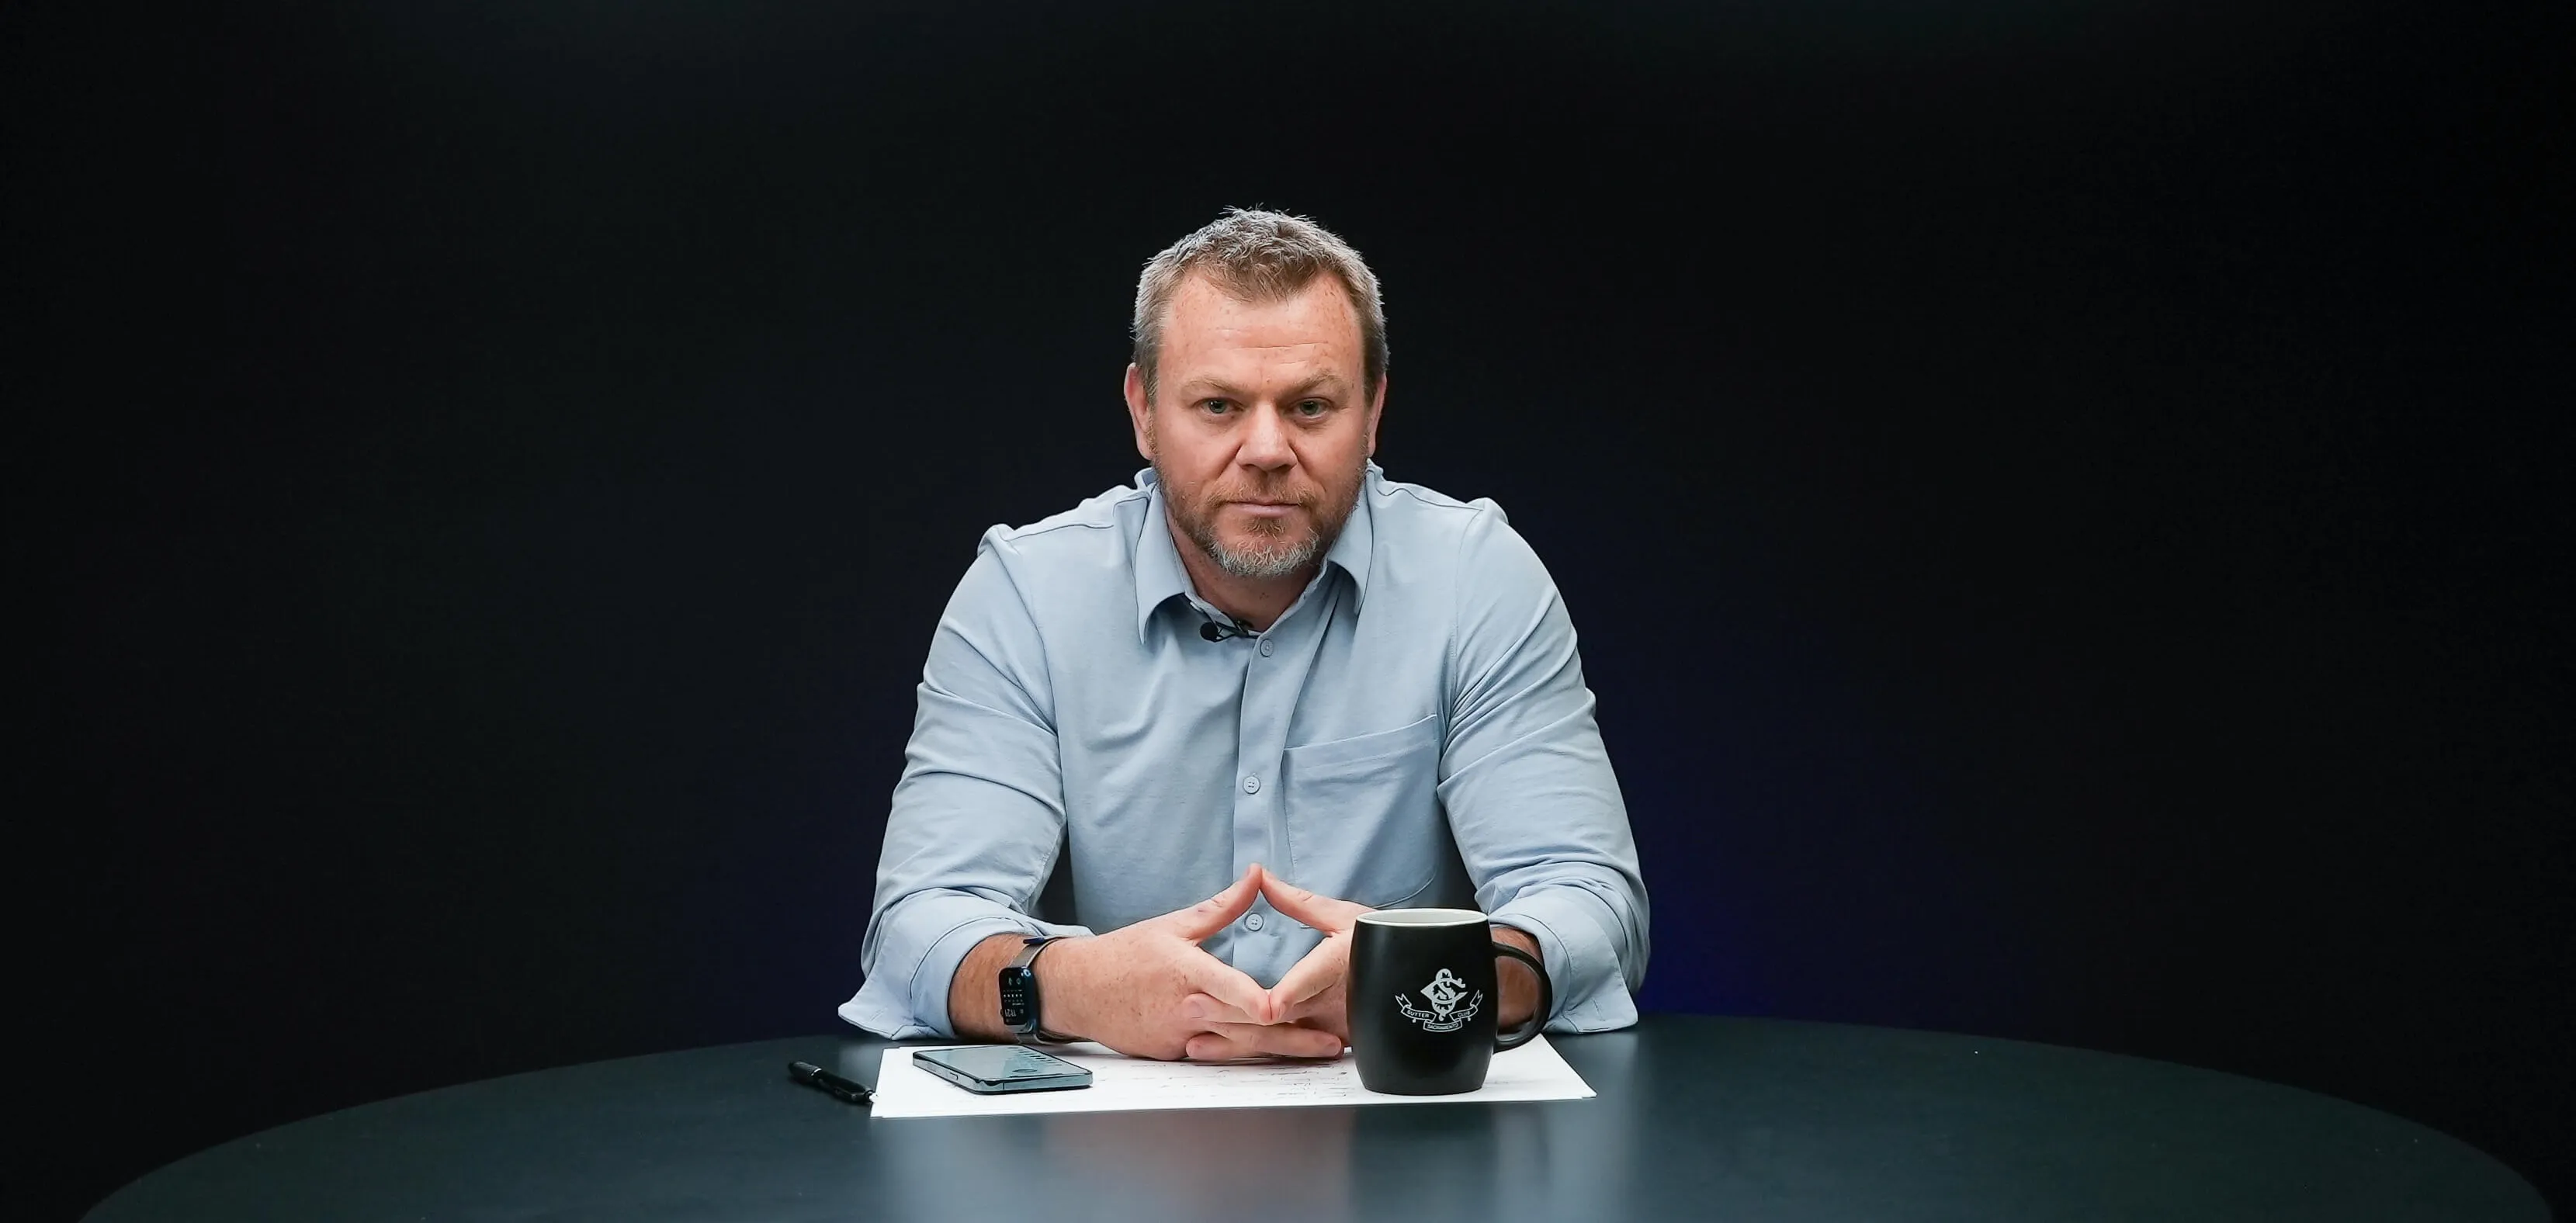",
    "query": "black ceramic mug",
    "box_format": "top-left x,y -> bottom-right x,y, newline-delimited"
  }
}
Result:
1347,907 -> 1553,1095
